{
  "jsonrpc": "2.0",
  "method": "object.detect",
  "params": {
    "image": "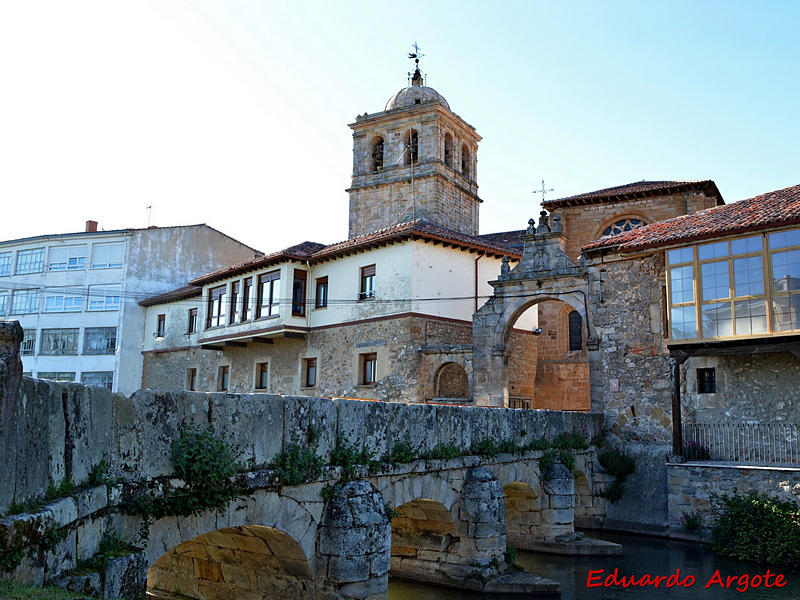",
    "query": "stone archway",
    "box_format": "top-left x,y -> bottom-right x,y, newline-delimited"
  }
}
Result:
472,211 -> 600,407
147,525 -> 313,599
